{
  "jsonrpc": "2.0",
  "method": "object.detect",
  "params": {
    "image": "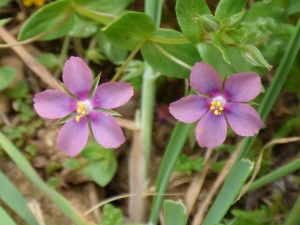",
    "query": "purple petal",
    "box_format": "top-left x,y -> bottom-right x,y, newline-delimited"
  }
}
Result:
90,112 -> 125,148
62,57 -> 93,99
196,111 -> 227,148
223,72 -> 261,102
190,62 -> 222,96
92,82 -> 134,109
169,95 -> 209,123
225,103 -> 264,136
34,90 -> 77,119
57,117 -> 89,157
